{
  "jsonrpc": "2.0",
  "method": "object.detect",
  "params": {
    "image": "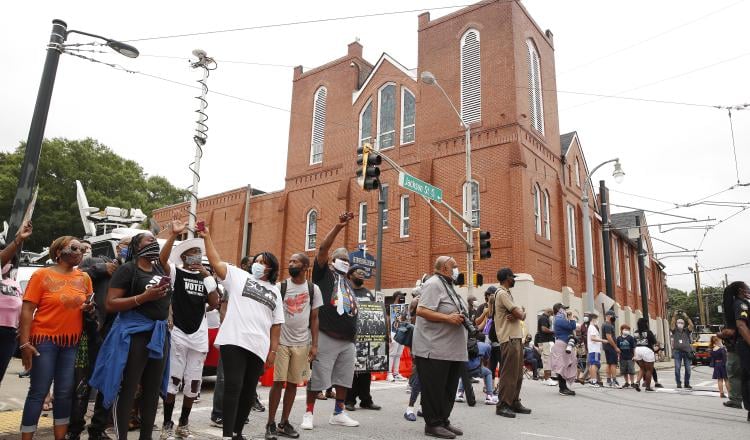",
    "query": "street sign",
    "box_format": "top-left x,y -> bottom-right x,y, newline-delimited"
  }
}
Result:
398,171 -> 443,202
349,249 -> 376,279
